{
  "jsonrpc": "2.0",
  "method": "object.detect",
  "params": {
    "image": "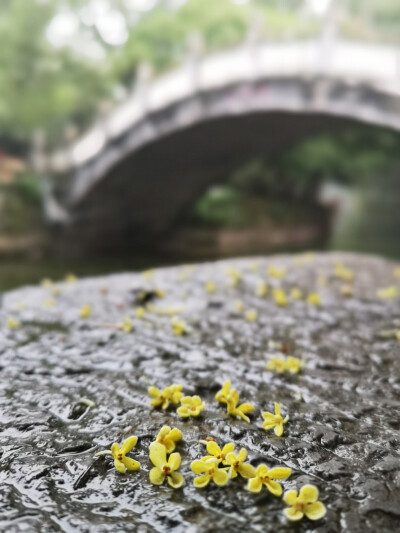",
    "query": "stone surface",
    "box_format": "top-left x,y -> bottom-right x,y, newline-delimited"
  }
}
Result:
1,252 -> 400,533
